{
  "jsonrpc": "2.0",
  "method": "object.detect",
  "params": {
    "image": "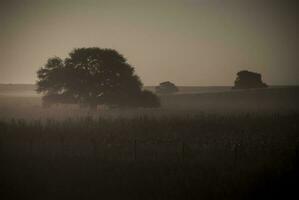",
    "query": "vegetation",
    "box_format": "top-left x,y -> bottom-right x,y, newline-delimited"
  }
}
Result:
155,81 -> 179,94
1,113 -> 299,200
233,70 -> 268,89
36,48 -> 160,108
1,86 -> 299,199
1,87 -> 299,121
